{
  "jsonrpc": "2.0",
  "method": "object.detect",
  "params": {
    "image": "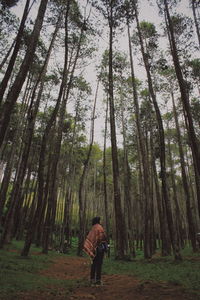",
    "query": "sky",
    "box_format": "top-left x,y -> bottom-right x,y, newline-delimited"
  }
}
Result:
11,0 -> 195,148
